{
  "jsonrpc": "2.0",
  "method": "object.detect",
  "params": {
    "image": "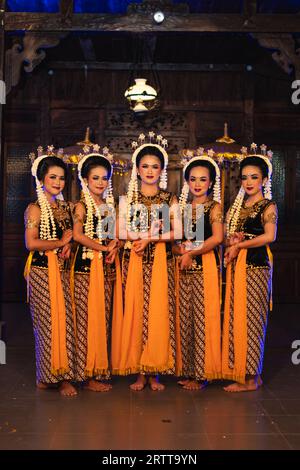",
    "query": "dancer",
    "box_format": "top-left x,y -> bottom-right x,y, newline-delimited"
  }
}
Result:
222,144 -> 278,392
72,145 -> 123,392
116,132 -> 180,391
174,148 -> 223,390
24,146 -> 77,397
